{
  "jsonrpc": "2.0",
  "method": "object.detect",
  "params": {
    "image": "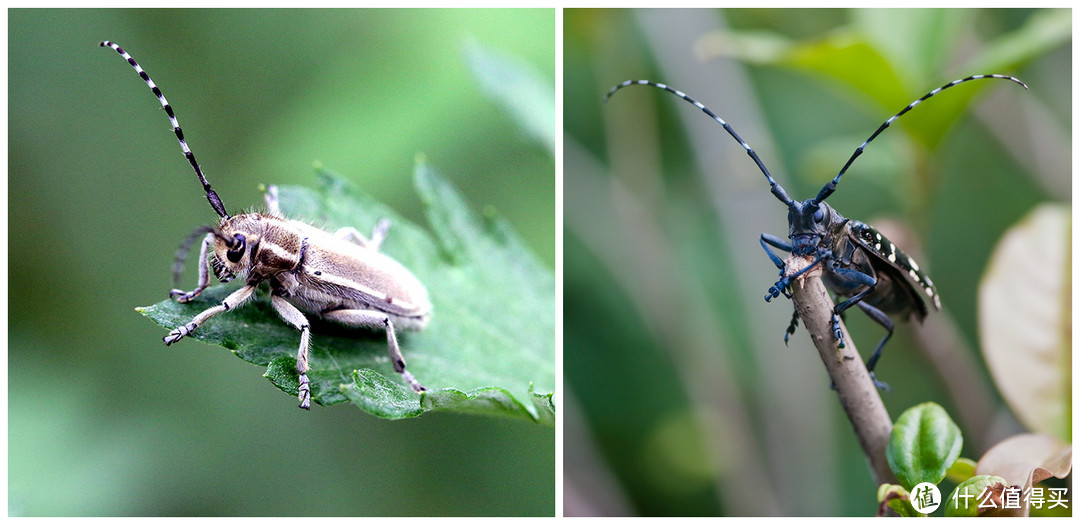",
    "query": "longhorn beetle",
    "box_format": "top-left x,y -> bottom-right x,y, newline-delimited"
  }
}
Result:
605,74 -> 1027,390
101,41 -> 432,409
